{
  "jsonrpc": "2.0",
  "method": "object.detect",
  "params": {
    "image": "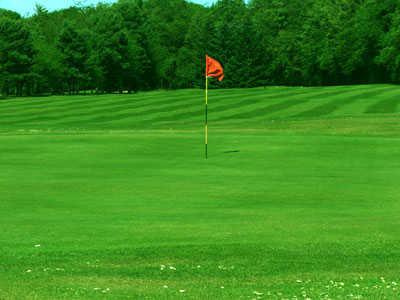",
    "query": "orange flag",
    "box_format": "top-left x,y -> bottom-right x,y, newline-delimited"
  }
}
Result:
206,55 -> 224,81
